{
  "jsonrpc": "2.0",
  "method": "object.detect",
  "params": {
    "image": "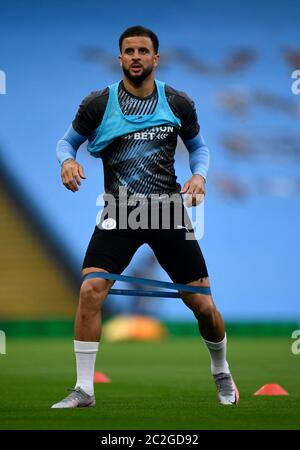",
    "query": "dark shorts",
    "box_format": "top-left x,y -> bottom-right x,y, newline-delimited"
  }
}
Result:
82,224 -> 209,285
